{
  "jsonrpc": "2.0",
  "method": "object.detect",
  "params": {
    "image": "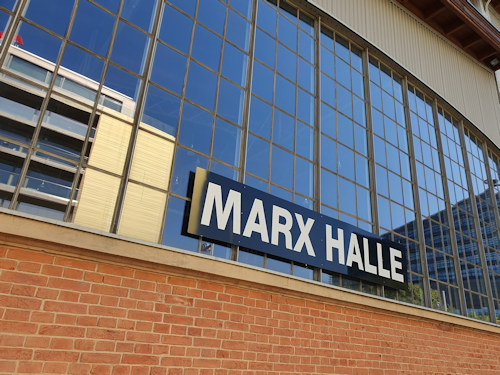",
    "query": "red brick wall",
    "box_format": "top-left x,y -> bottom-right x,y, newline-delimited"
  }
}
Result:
1,244 -> 499,375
